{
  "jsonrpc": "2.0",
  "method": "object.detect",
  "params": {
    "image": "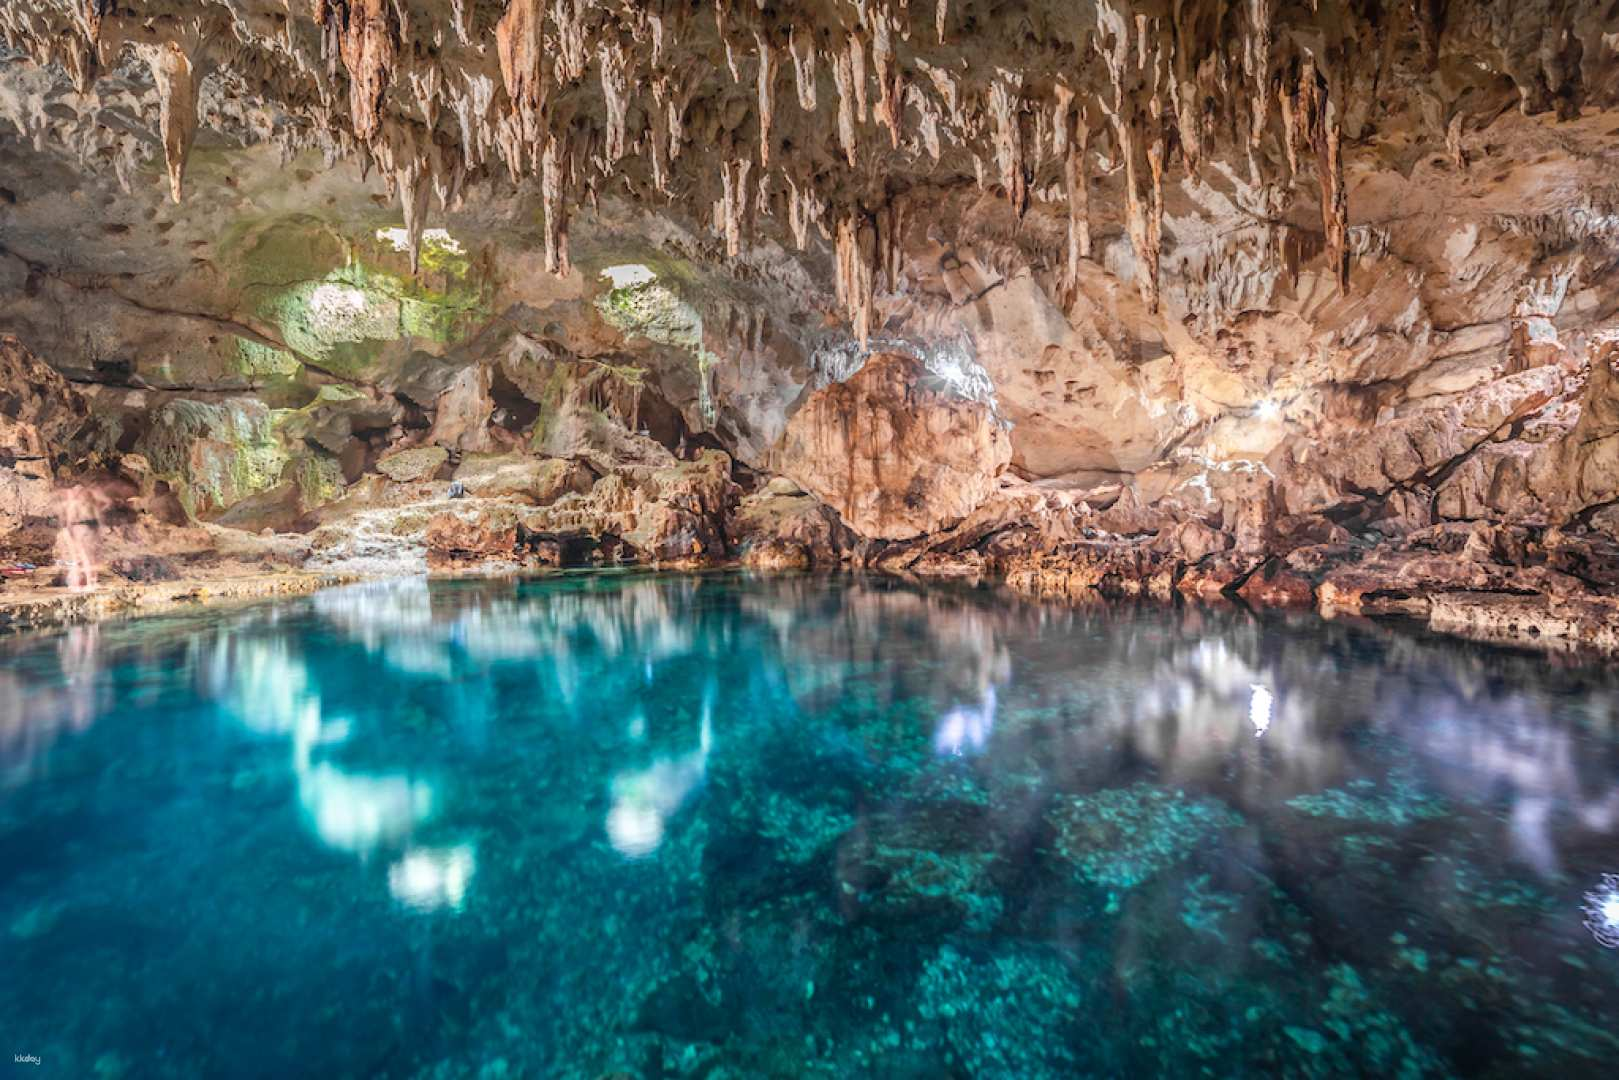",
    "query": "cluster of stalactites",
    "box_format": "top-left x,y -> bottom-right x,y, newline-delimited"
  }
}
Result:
6,0 -> 1604,325
1087,0 -> 1361,310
